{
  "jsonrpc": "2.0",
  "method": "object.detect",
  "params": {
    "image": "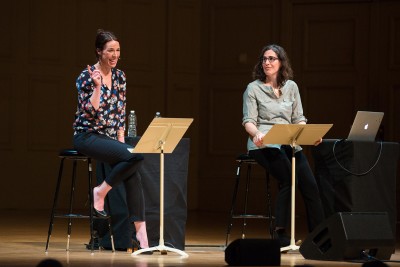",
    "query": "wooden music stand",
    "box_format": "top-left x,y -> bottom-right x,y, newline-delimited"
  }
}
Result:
262,124 -> 333,253
129,117 -> 193,257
